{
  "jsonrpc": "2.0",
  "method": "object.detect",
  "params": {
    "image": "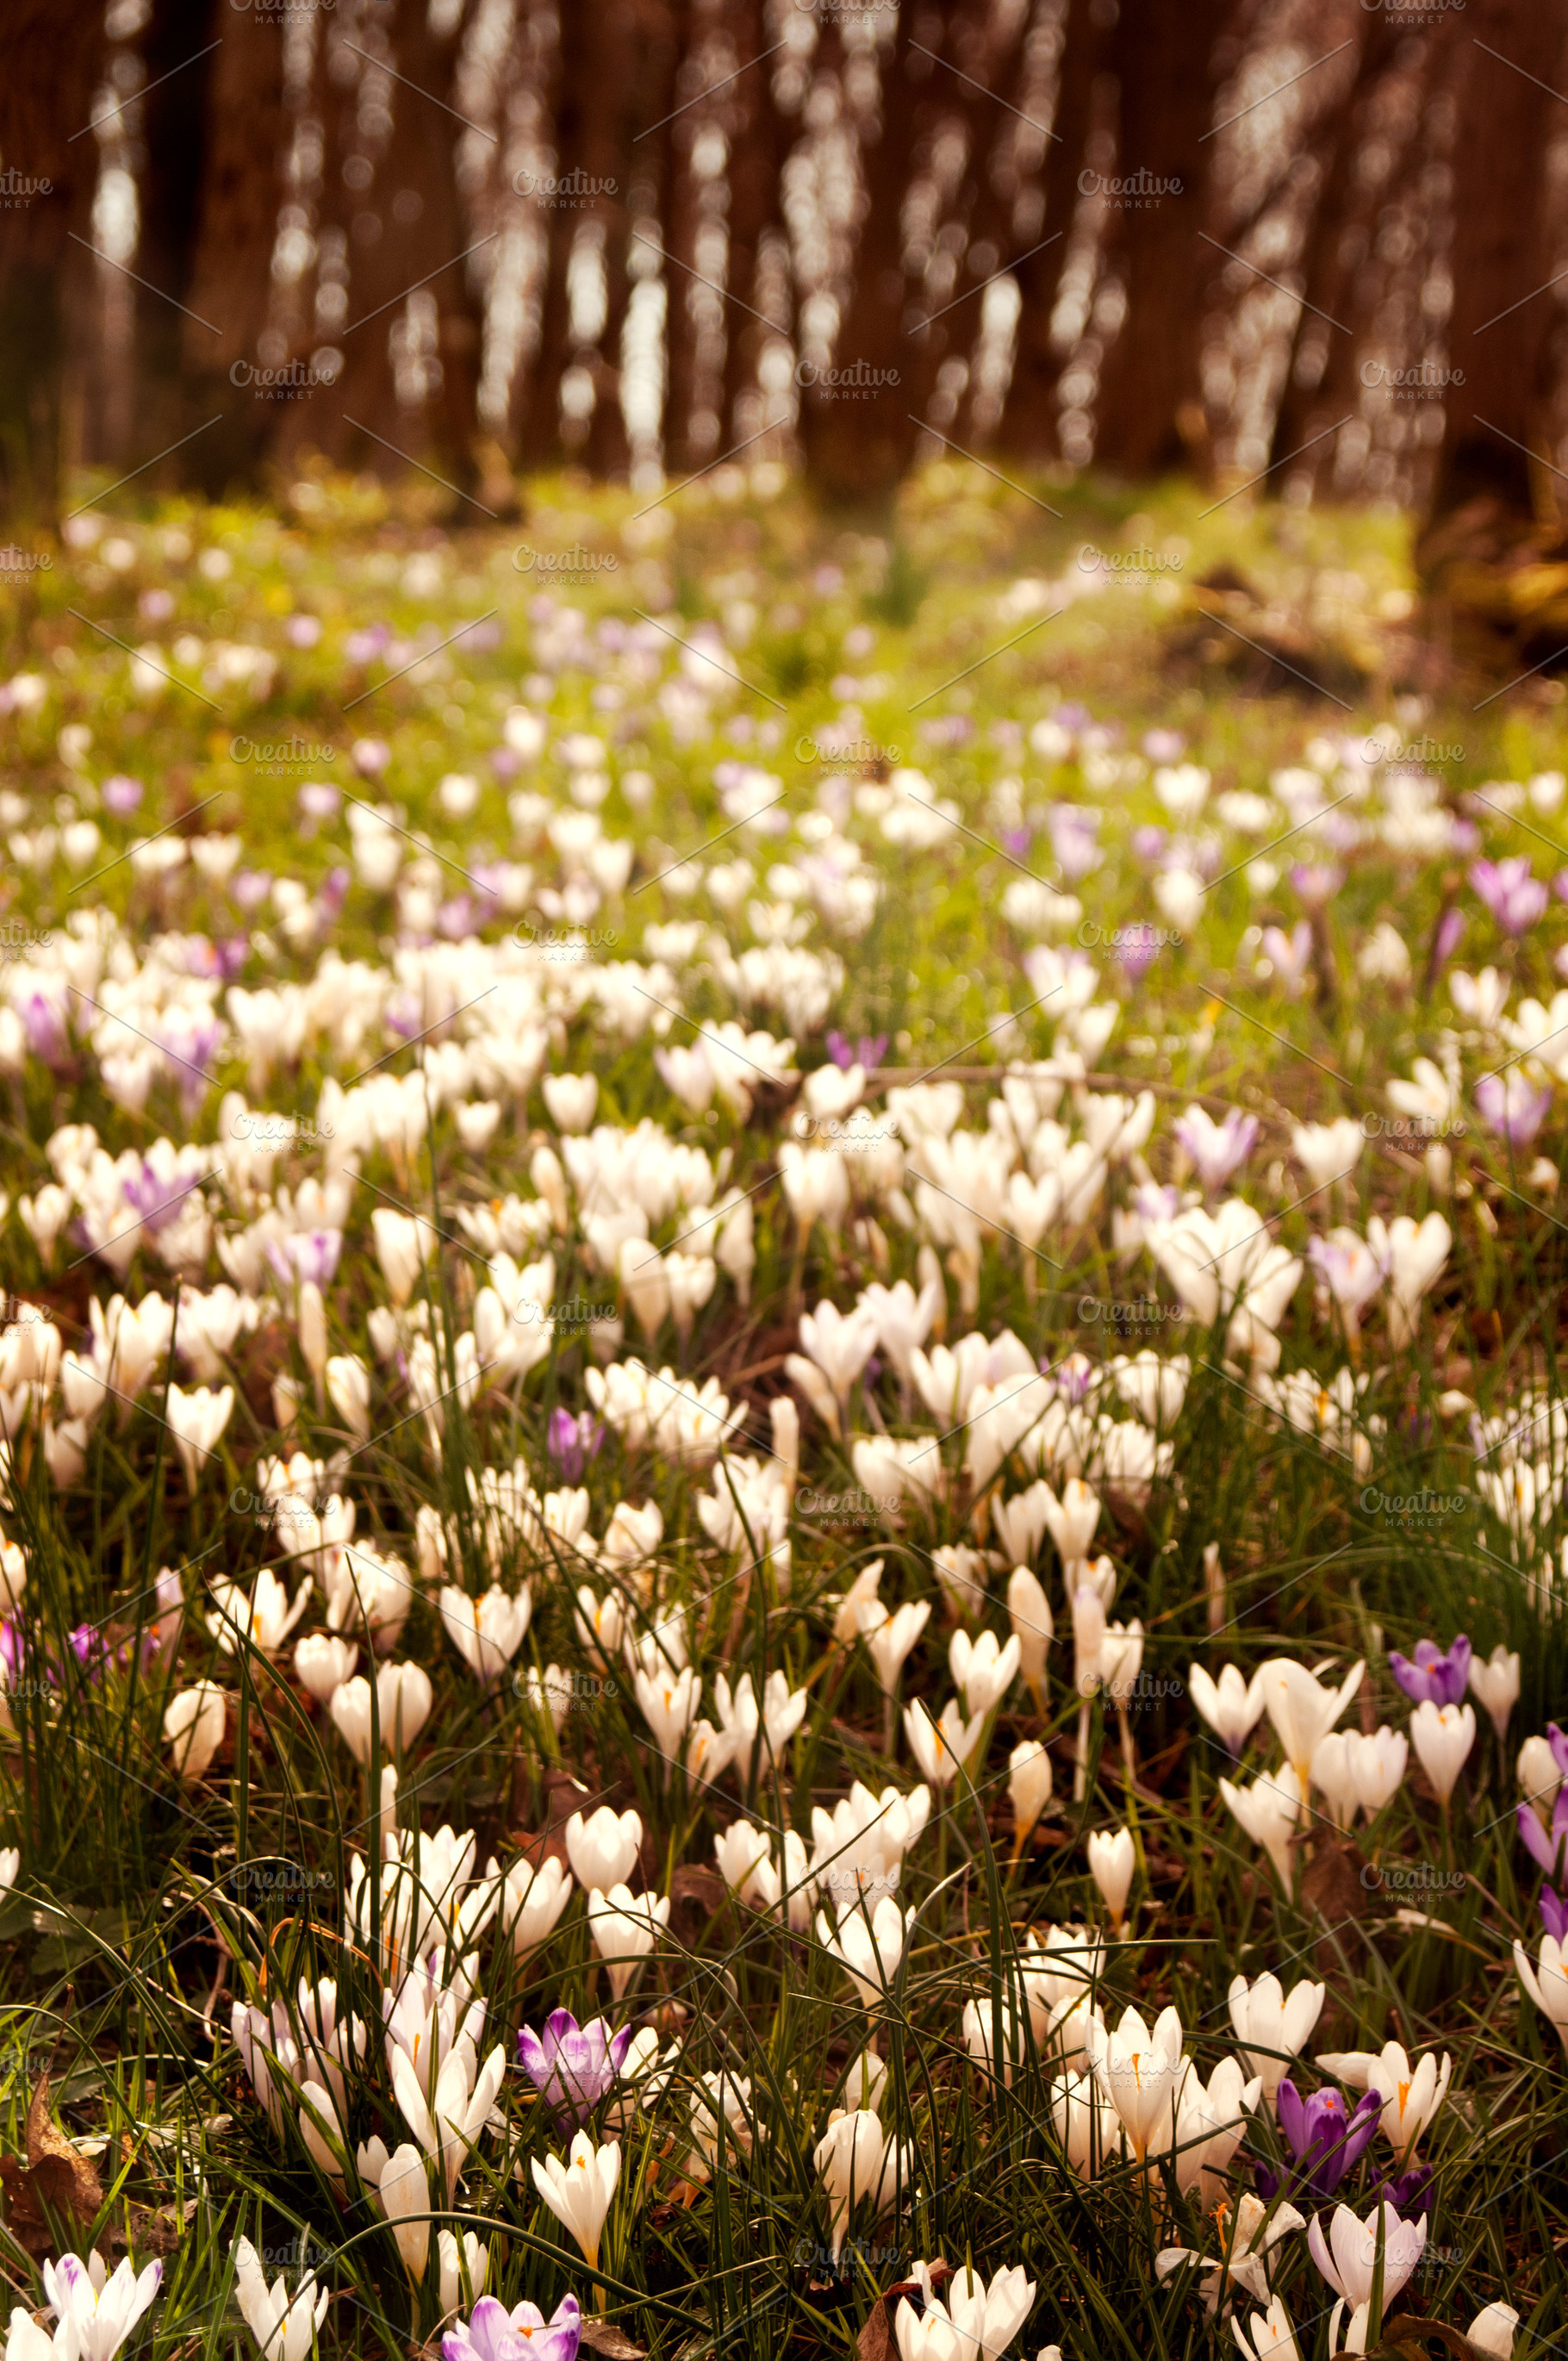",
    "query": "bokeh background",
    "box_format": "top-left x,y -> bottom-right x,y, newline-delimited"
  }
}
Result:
3,0 -> 1568,657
